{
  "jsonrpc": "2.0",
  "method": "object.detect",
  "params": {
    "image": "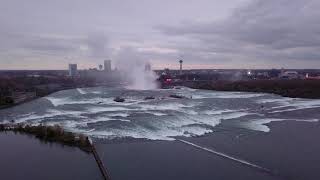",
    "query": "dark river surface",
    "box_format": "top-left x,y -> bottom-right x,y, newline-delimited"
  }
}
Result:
0,131 -> 102,180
